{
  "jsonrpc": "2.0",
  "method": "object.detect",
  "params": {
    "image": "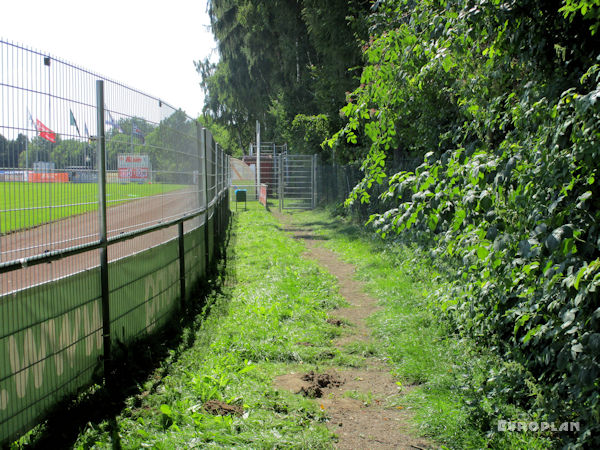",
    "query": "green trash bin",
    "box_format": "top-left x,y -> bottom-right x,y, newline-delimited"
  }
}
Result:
235,189 -> 247,210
